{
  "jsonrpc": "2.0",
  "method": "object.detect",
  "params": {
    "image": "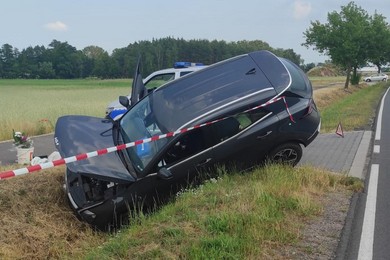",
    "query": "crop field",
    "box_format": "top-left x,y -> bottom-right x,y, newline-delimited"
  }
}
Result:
0,79 -> 131,141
